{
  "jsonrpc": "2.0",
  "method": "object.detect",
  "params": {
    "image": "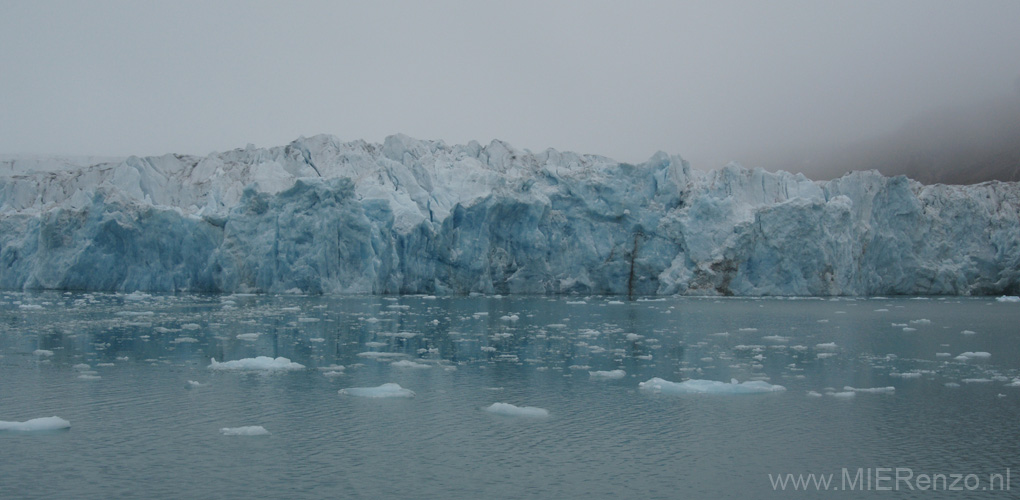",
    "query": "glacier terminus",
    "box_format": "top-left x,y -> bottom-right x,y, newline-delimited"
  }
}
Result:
1,134 -> 1018,296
